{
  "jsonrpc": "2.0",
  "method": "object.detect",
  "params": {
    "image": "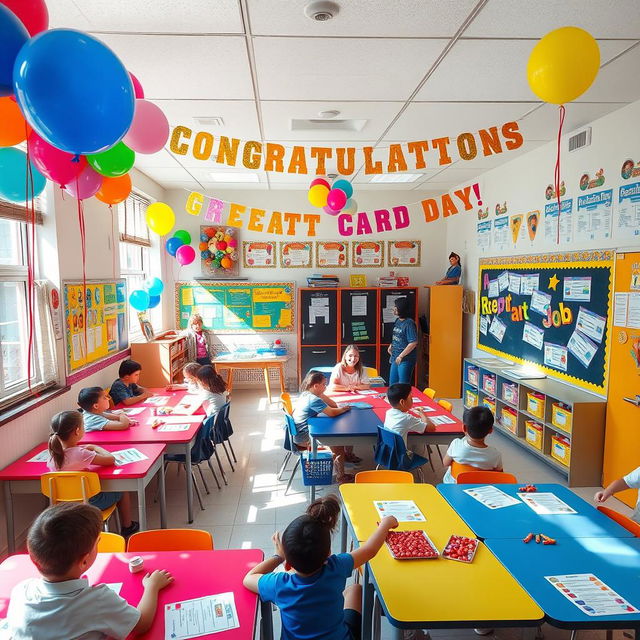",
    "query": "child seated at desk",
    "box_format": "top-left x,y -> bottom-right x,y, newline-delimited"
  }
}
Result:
109,359 -> 154,407
79,387 -> 131,432
7,503 -> 172,639
442,406 -> 503,483
243,494 -> 398,640
166,362 -> 201,393
328,345 -> 371,392
195,364 -> 228,418
595,465 -> 640,522
292,371 -> 354,484
383,383 -> 435,457
47,410 -> 139,537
